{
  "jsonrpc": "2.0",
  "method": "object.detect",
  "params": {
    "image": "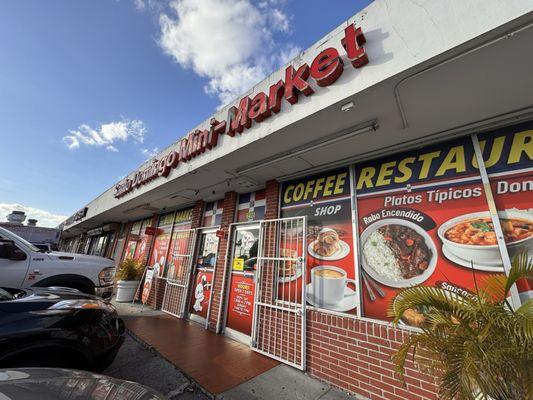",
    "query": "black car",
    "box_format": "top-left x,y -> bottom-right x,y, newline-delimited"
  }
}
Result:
0,286 -> 124,371
0,368 -> 166,399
